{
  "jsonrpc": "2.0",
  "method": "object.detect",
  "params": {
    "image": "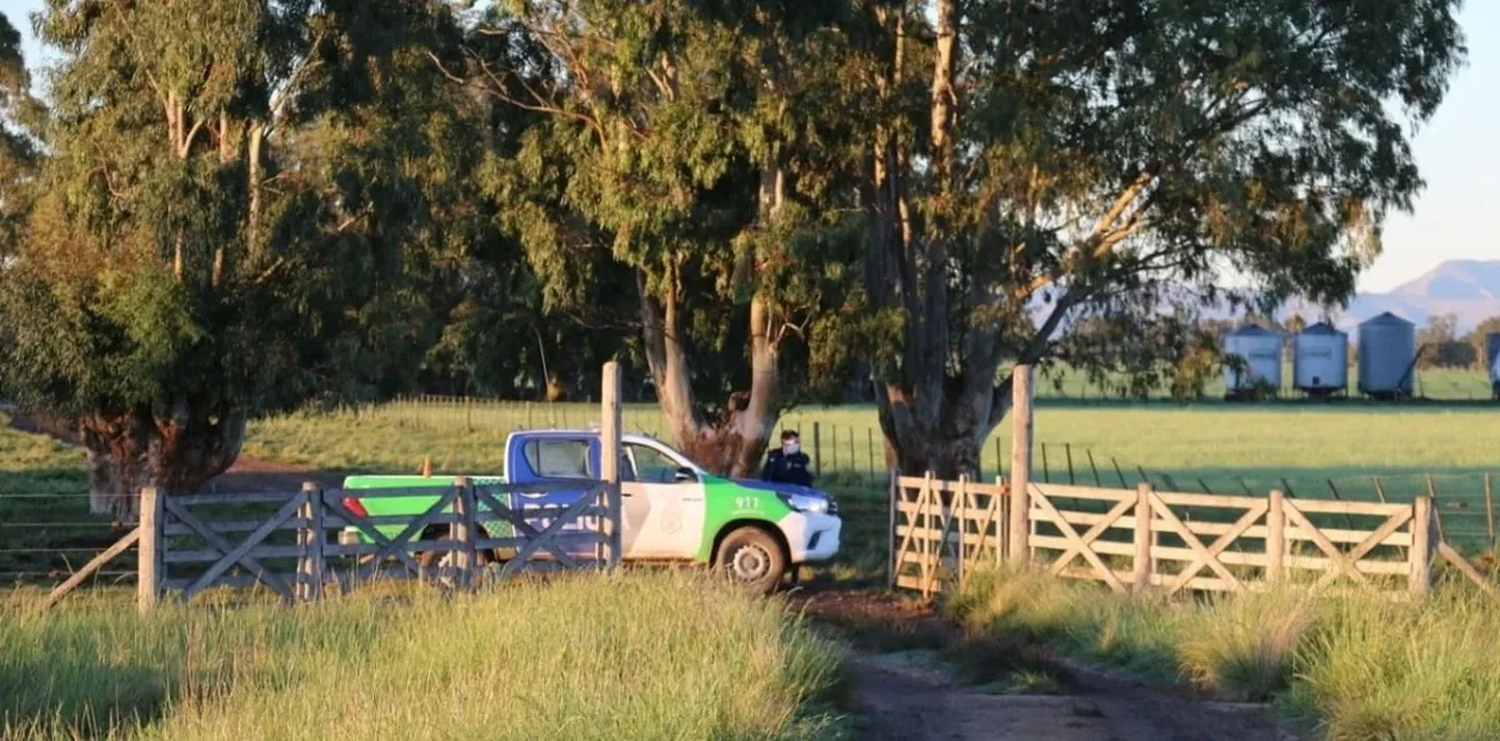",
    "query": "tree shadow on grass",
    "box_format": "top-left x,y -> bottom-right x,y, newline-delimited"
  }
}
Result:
0,639 -> 175,738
